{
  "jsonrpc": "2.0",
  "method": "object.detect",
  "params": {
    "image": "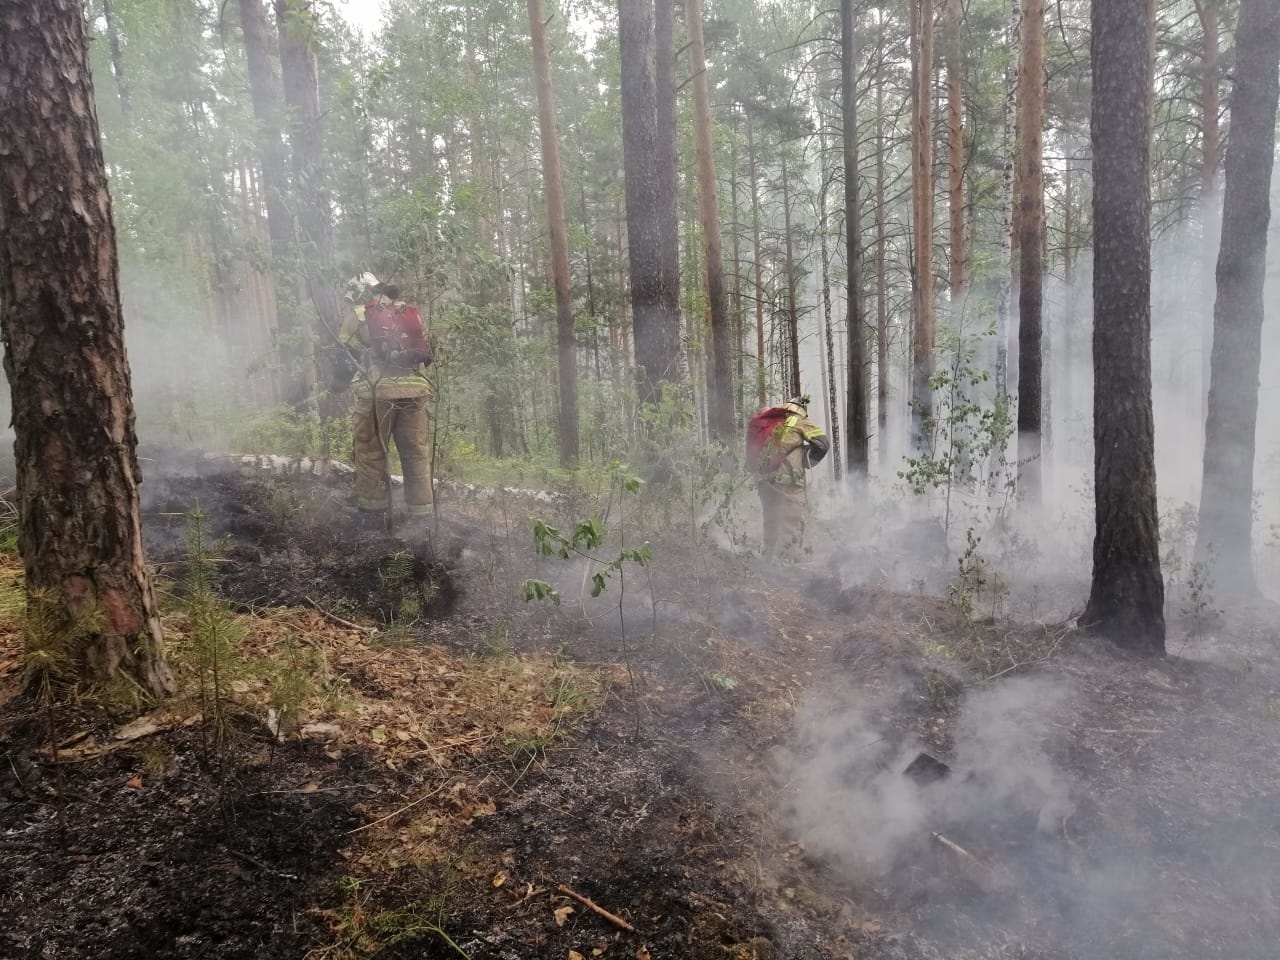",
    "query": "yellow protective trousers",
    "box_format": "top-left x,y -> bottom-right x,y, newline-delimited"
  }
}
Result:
352,391 -> 433,515
758,478 -> 806,561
